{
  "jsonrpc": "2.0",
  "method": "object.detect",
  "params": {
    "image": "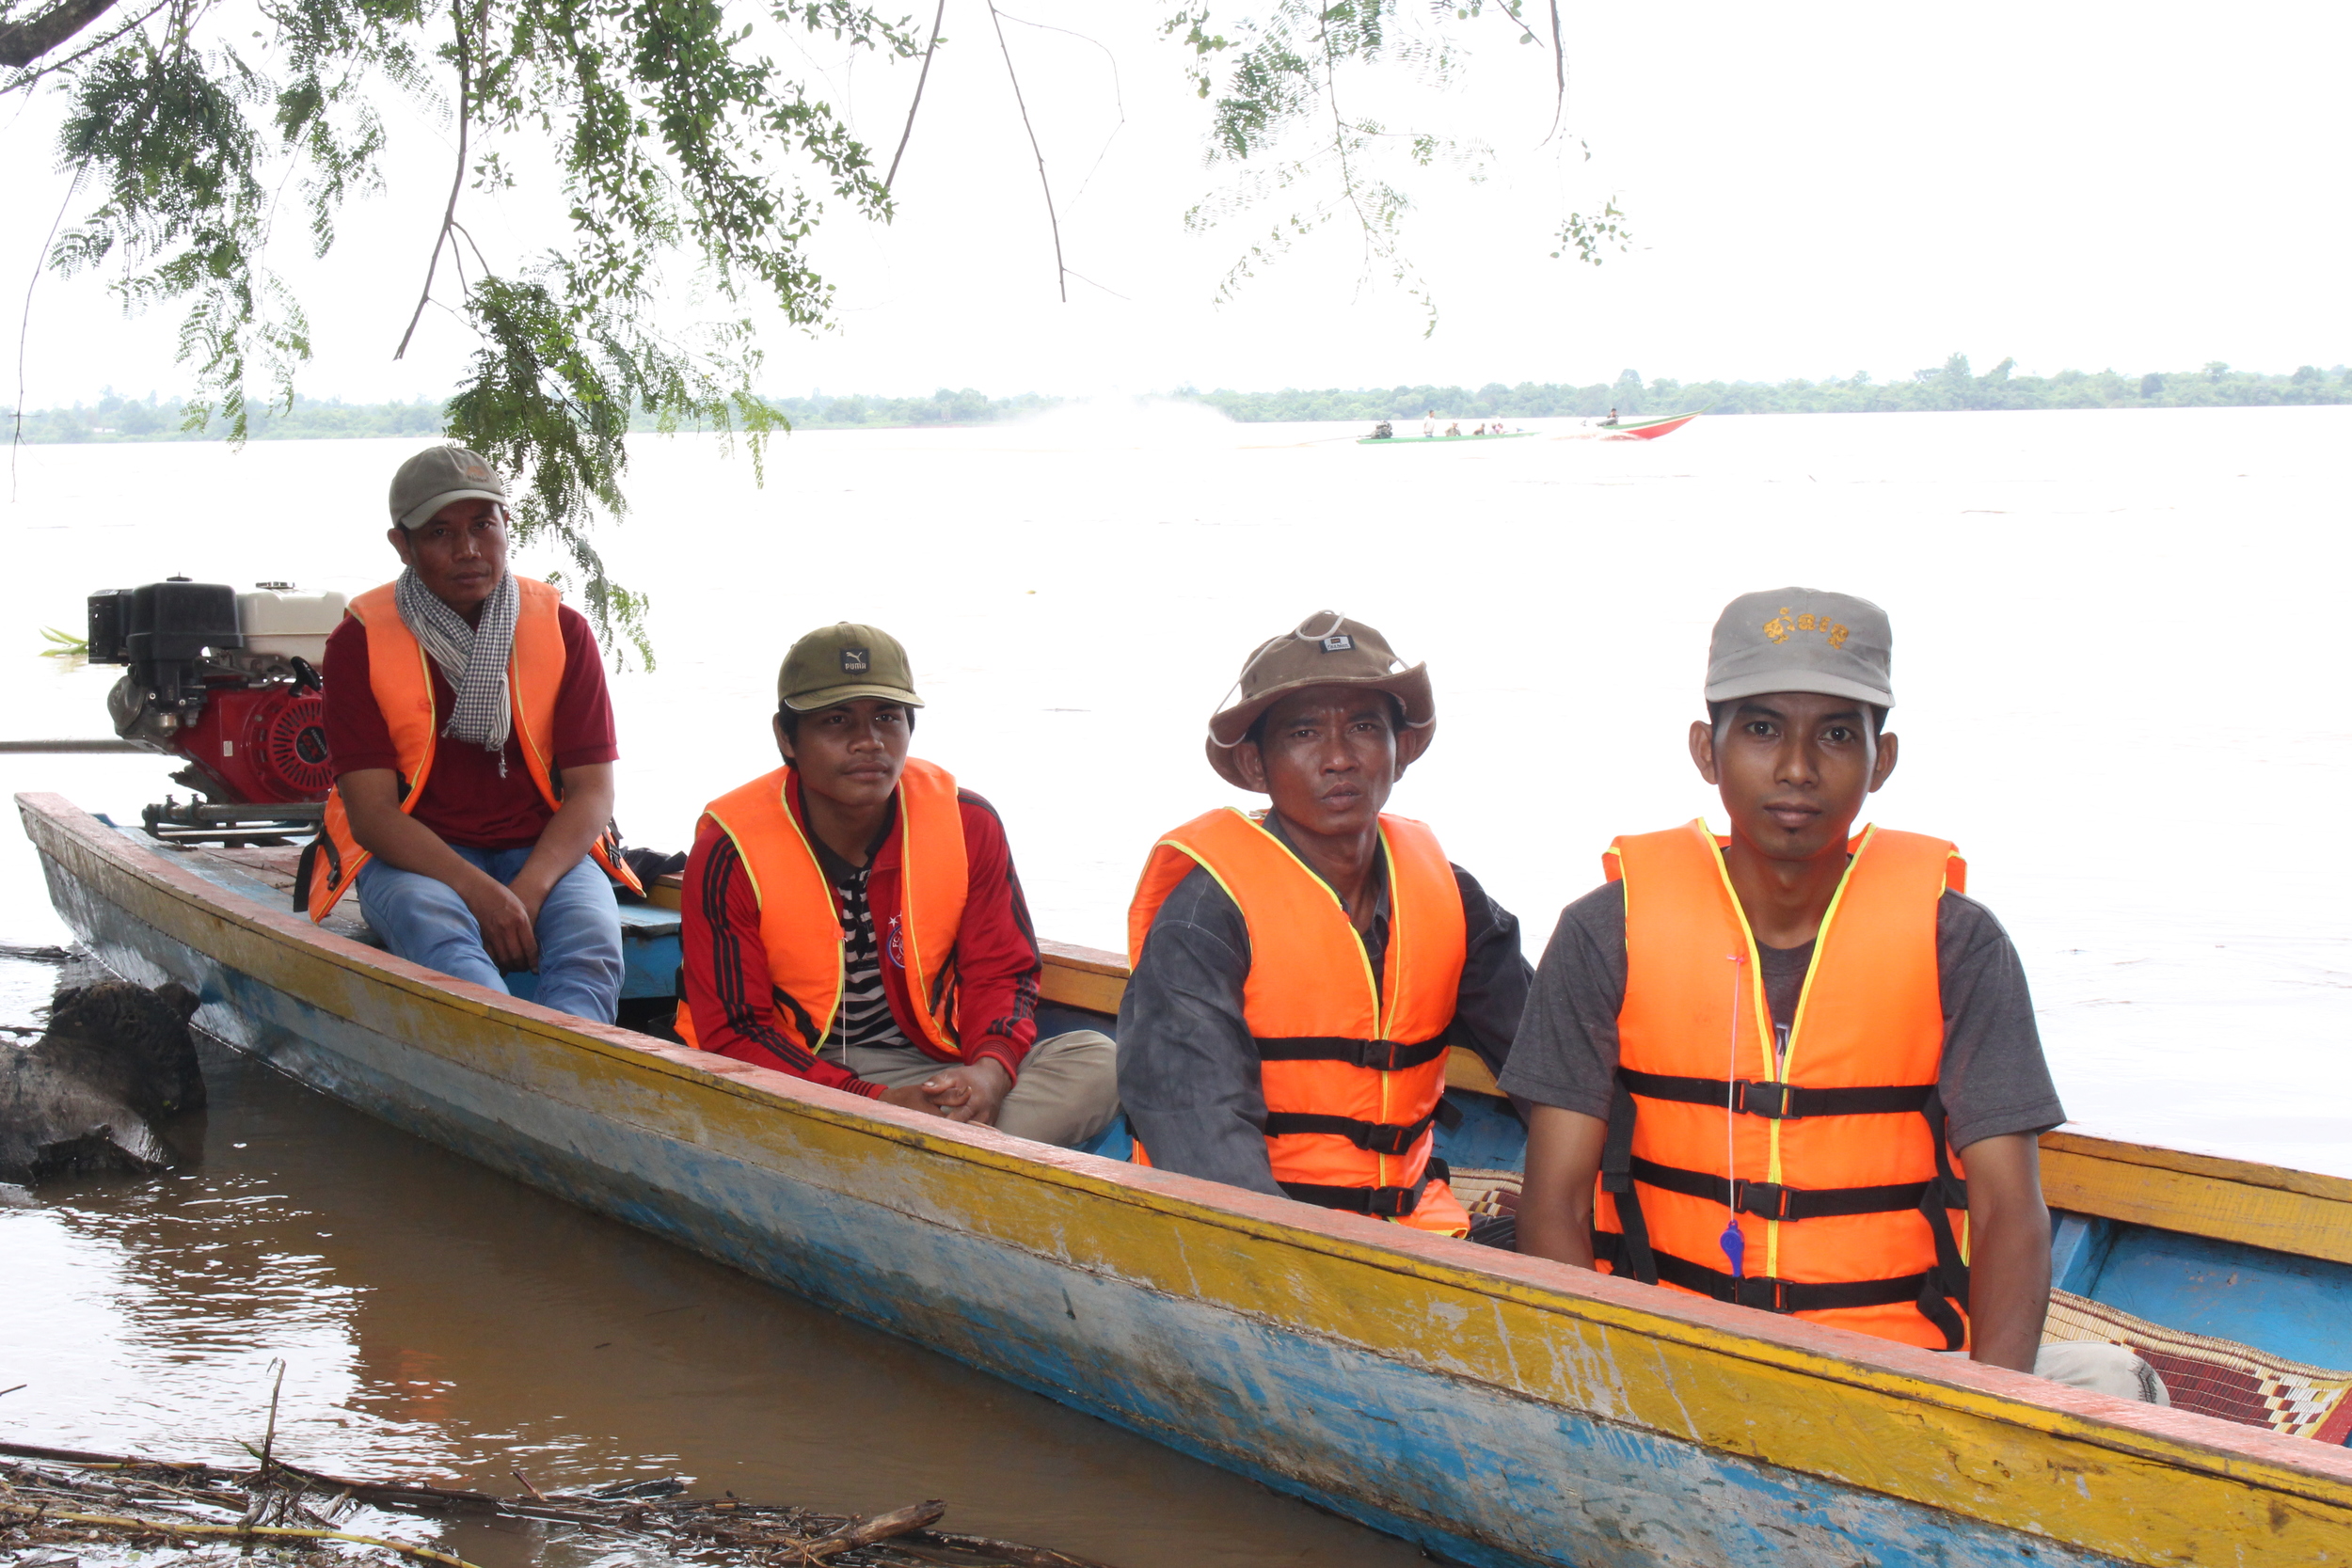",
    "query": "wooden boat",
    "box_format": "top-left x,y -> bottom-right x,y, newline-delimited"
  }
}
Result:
20,789 -> 2352,1568
1556,410 -> 1702,441
1357,429 -> 1539,446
